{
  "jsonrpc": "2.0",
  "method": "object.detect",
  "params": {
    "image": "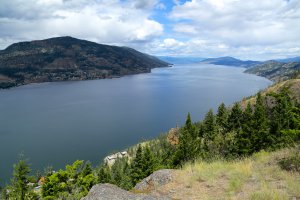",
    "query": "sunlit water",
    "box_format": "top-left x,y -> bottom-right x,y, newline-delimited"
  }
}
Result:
0,64 -> 271,184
